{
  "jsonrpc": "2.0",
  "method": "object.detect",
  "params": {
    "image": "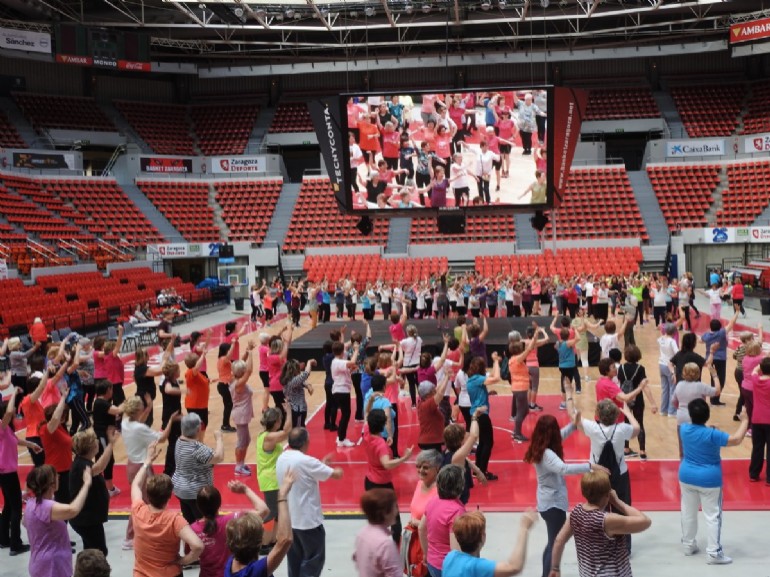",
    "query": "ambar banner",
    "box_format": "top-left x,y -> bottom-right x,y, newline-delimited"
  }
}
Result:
730,17 -> 770,45
140,157 -> 193,174
13,151 -> 75,170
